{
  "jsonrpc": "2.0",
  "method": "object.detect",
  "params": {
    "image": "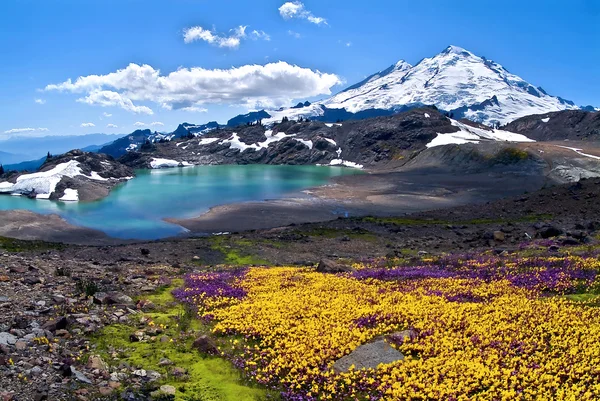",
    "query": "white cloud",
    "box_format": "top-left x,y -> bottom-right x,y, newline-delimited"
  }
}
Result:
103,112 -> 112,117
181,106 -> 208,113
45,62 -> 341,111
287,30 -> 302,39
106,124 -> 118,128
34,98 -> 46,104
80,122 -> 95,128
346,42 -> 352,47
133,122 -> 146,127
250,30 -> 271,41
77,90 -> 153,115
3,127 -> 49,134
150,122 -> 164,126
279,2 -> 327,25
